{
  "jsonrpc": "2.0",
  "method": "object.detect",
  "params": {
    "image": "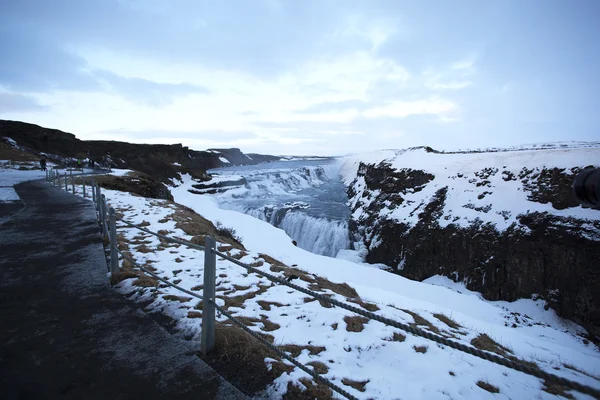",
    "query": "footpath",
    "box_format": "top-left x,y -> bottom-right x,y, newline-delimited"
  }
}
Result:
0,180 -> 246,400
